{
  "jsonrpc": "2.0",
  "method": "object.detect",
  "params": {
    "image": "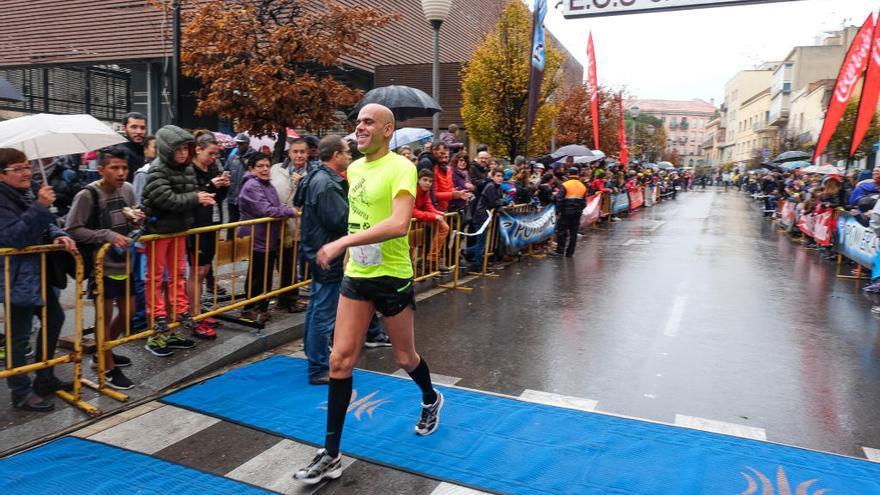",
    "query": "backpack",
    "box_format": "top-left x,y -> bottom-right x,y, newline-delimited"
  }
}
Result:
76,185 -> 108,280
